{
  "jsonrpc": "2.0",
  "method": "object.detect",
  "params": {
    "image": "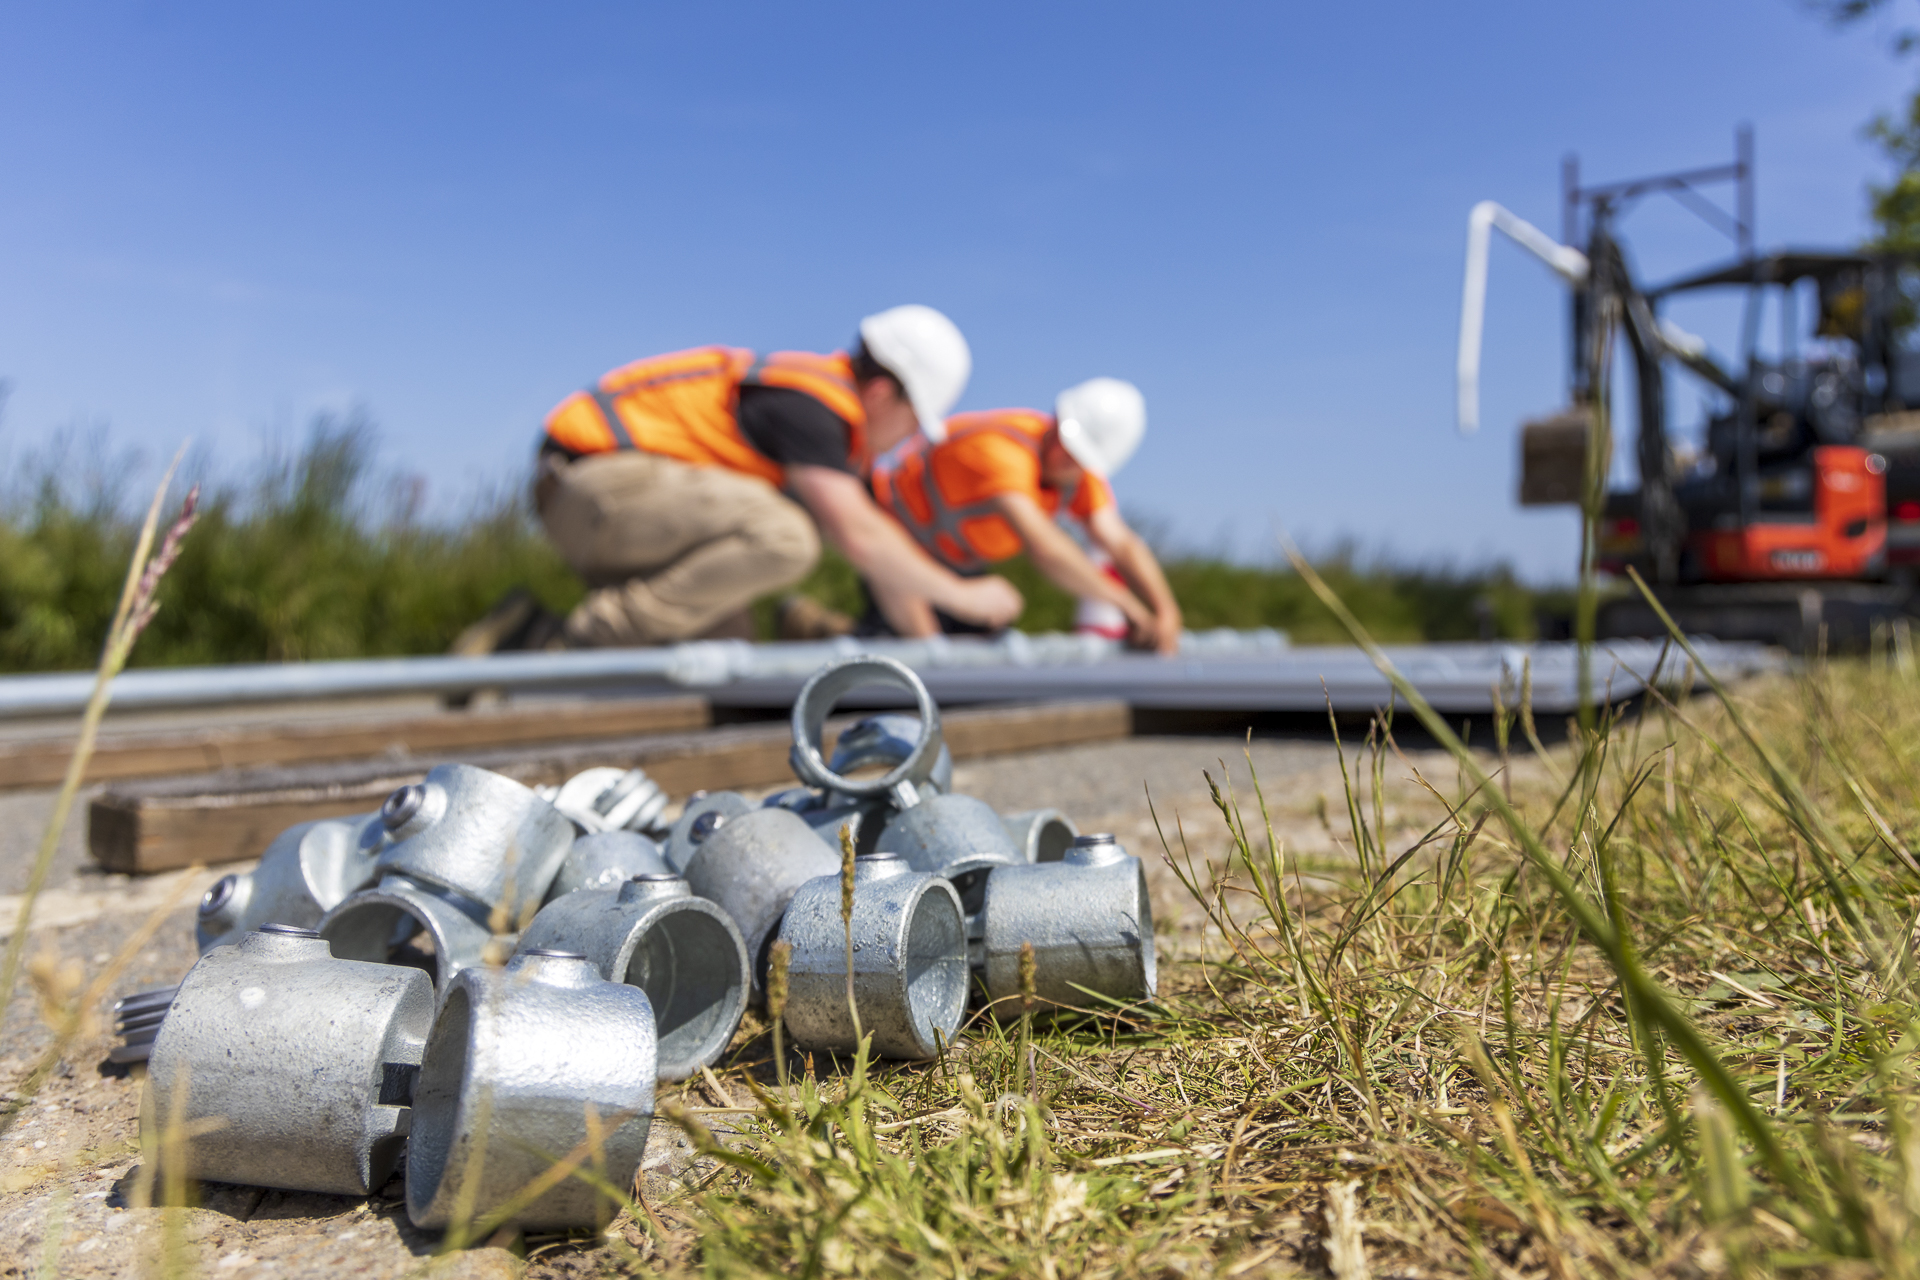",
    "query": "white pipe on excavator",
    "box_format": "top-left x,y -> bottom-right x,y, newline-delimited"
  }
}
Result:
1456,201 -> 1590,435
